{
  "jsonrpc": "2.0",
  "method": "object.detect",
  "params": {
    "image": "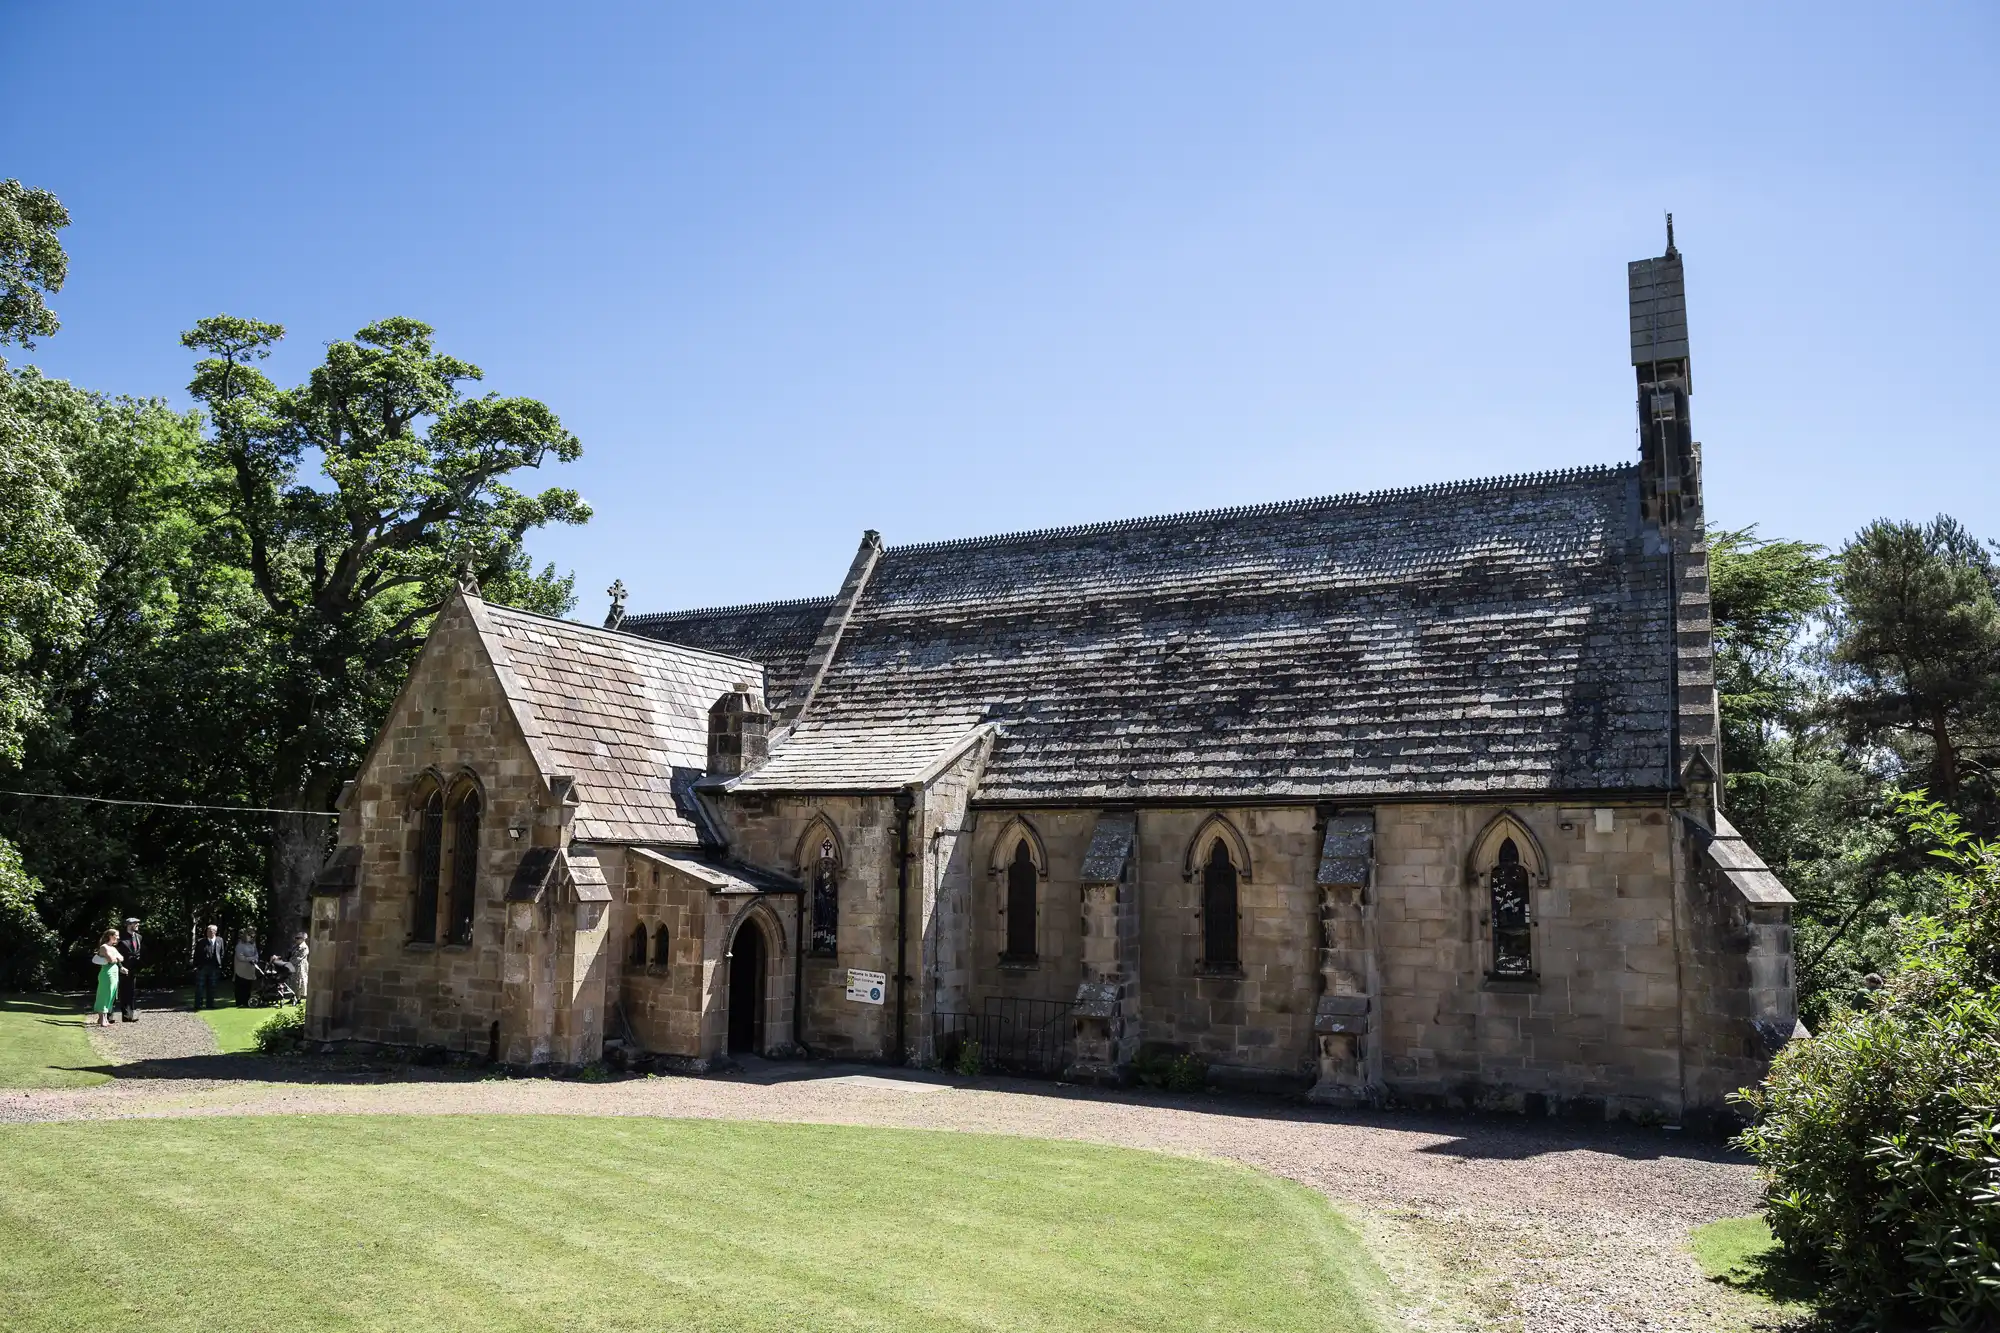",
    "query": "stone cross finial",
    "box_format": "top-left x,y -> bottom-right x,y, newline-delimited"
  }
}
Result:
457,560 -> 482,597
604,579 -> 628,630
